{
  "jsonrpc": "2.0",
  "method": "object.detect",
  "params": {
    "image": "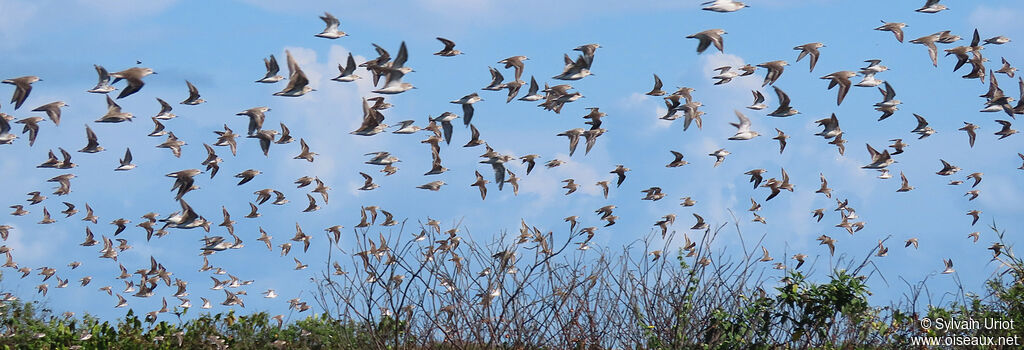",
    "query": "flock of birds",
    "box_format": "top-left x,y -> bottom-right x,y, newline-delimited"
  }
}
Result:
0,0 -> 1022,342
